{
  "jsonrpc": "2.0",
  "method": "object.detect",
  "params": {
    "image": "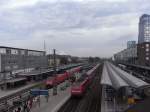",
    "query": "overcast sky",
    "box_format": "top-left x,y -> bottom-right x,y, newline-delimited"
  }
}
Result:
0,0 -> 149,57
